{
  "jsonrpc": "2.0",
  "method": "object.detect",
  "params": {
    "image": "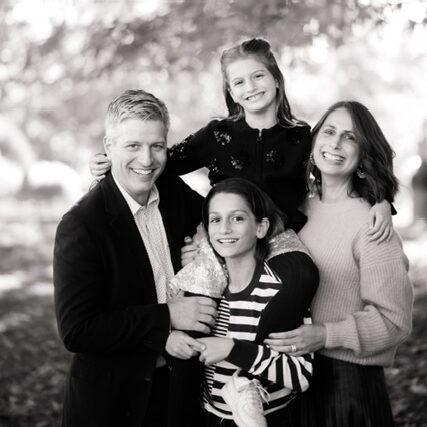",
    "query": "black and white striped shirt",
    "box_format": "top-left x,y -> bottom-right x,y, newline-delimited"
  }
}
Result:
202,261 -> 313,419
